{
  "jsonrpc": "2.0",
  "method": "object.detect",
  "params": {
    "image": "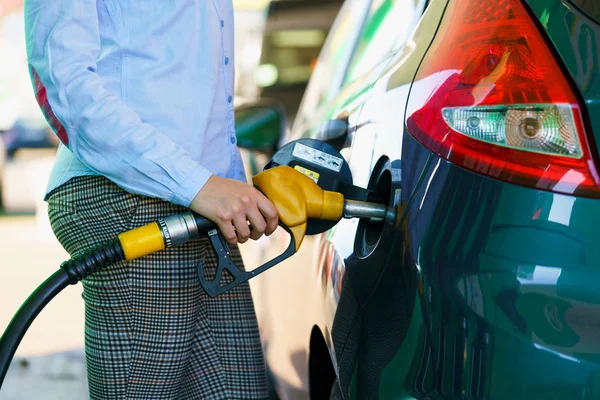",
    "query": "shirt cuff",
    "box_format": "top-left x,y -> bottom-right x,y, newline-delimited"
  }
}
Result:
171,163 -> 213,207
